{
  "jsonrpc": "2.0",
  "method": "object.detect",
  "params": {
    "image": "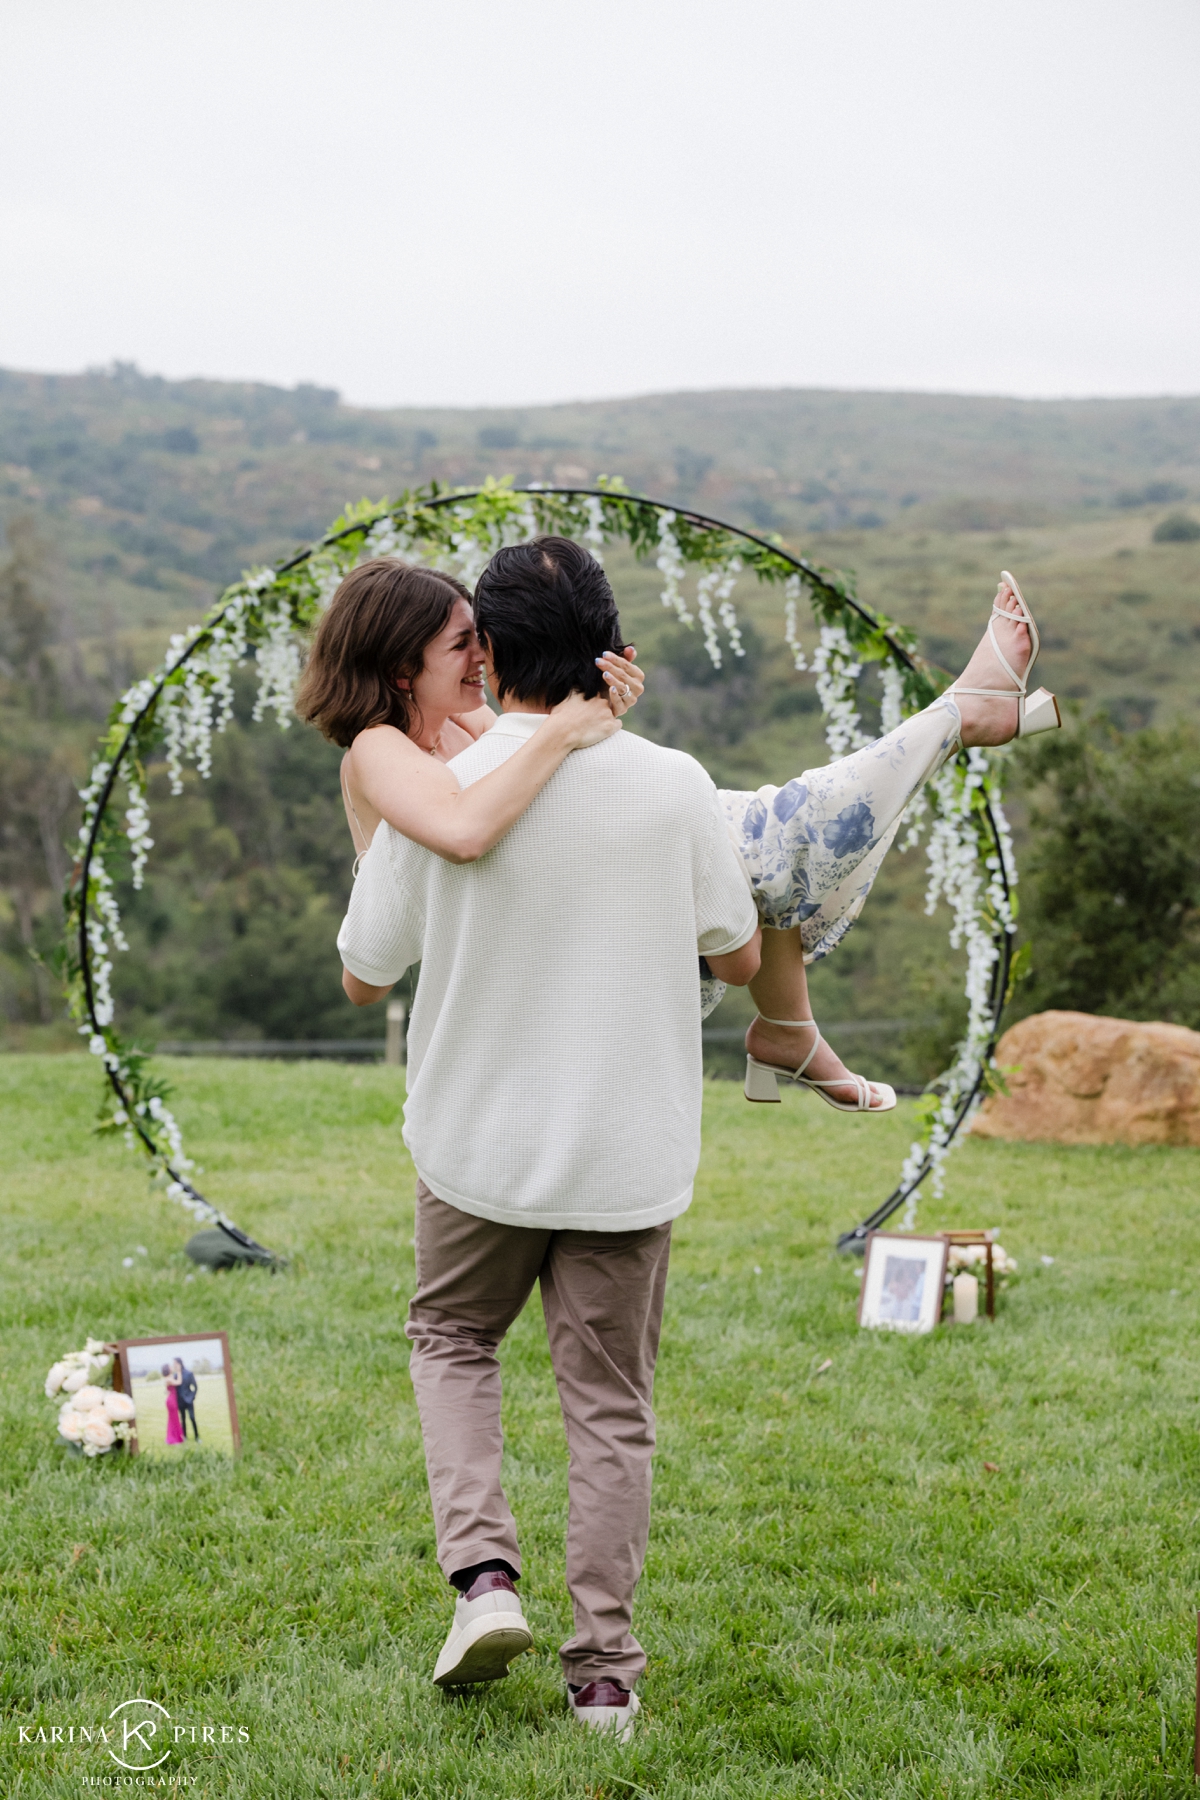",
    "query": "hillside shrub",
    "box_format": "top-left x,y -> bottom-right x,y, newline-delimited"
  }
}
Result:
1152,511 -> 1200,542
1016,715 -> 1200,1027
